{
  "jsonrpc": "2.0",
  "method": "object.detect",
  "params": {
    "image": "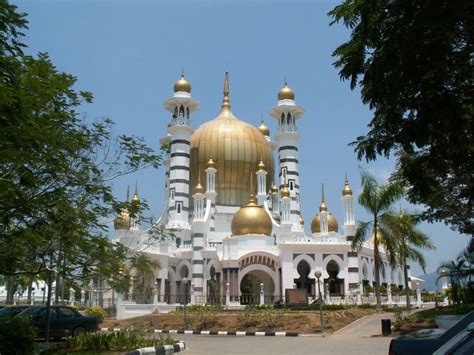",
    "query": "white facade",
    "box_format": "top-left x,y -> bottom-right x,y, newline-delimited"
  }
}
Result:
113,73 -> 411,314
